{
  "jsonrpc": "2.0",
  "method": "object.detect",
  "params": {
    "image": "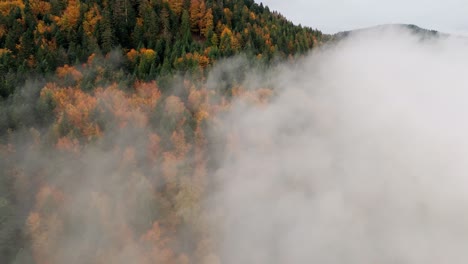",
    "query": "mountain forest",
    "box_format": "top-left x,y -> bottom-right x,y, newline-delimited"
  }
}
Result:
0,0 -> 326,263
